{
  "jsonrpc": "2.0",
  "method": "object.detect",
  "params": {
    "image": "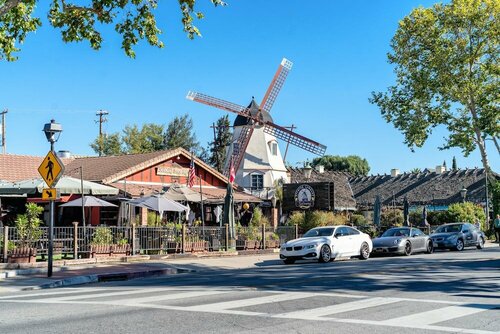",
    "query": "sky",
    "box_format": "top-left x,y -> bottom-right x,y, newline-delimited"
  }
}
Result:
0,0 -> 498,175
